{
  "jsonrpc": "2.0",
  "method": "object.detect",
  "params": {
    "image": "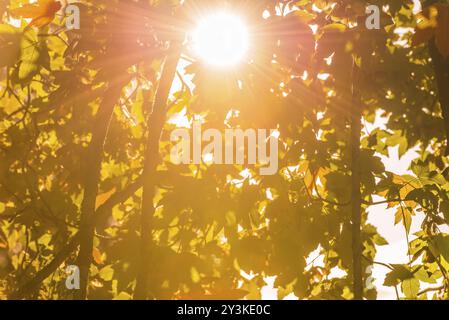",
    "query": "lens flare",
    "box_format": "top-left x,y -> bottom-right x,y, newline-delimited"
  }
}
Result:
193,13 -> 249,66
